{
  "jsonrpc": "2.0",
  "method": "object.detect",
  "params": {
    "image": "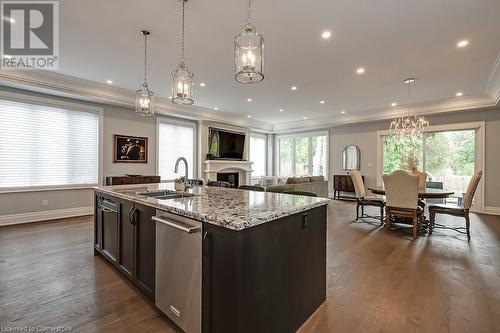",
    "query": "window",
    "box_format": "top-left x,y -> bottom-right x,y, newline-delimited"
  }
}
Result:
158,119 -> 196,181
276,132 -> 328,177
0,98 -> 99,189
382,128 -> 477,203
249,132 -> 267,178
